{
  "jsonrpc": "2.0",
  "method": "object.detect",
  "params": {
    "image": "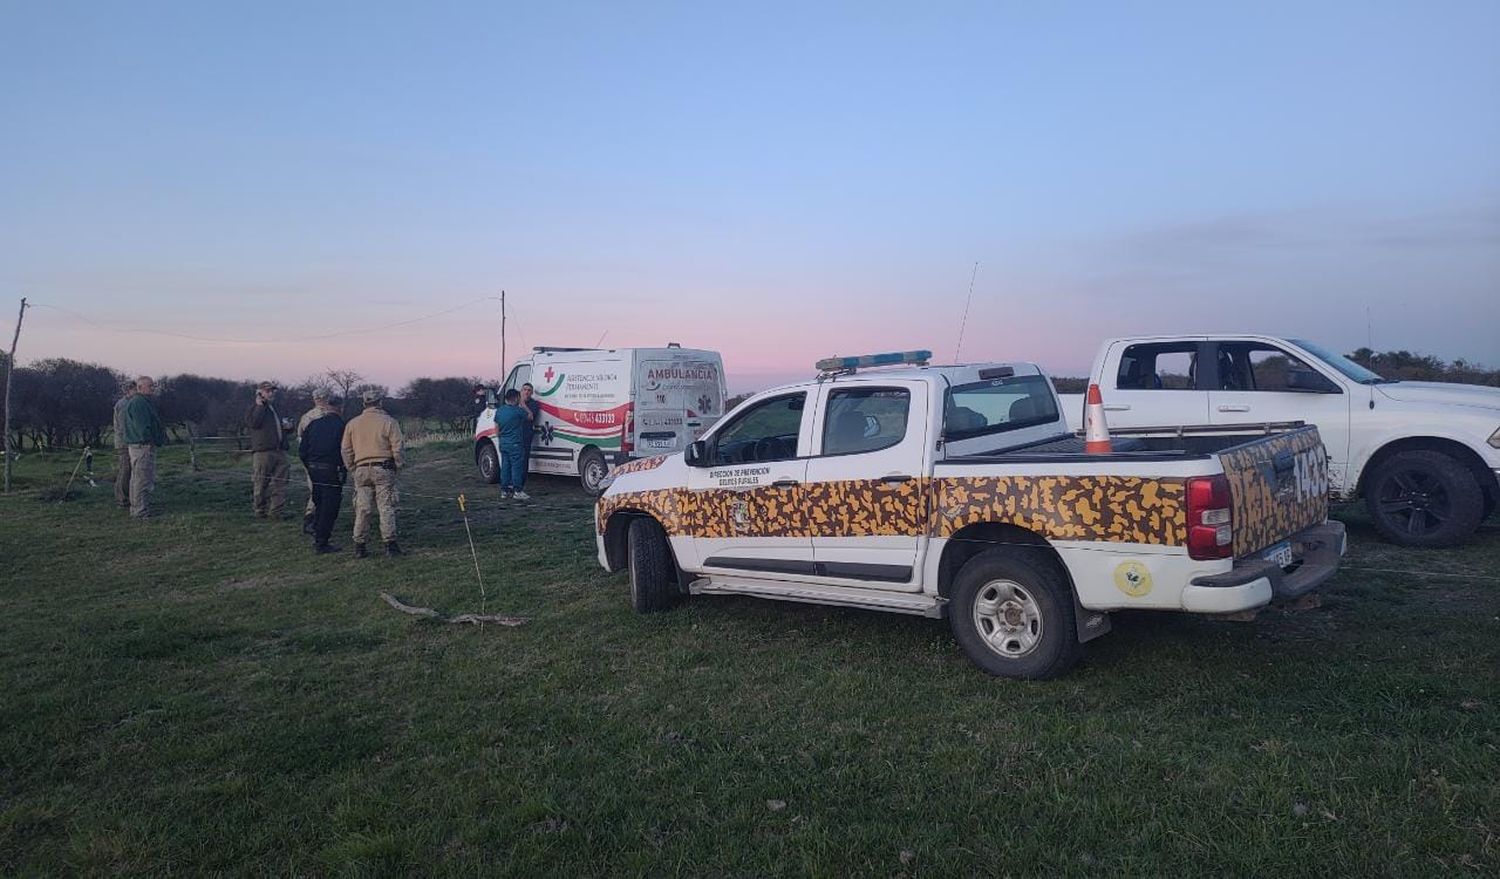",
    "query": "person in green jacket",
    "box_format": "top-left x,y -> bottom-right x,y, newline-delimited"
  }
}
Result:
123,375 -> 169,518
